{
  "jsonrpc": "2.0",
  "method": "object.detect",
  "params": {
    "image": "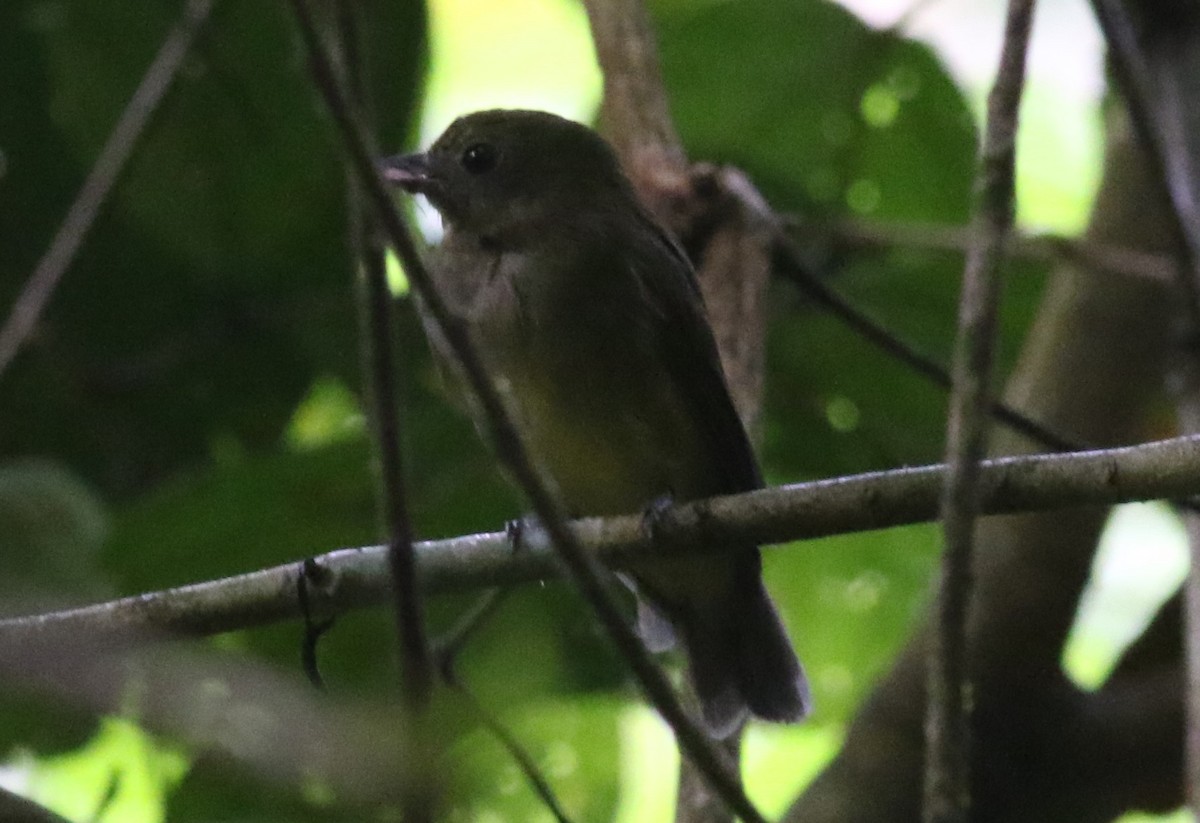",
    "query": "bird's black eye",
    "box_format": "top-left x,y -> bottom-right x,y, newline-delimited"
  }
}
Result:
461,142 -> 497,175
